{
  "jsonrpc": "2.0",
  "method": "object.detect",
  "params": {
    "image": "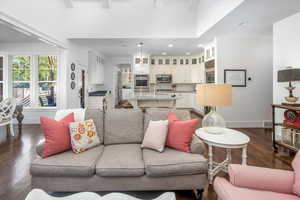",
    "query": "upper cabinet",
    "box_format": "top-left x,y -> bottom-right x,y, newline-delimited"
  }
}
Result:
150,55 -> 205,84
204,41 -> 216,62
133,55 -> 150,74
88,51 -> 104,84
